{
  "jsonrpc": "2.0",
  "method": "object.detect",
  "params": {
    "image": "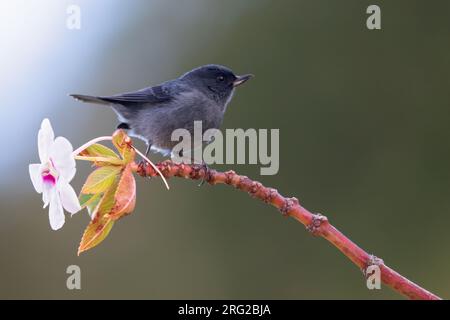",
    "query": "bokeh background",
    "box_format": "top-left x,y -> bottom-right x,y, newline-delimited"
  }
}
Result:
1,0 -> 449,299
